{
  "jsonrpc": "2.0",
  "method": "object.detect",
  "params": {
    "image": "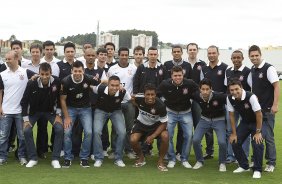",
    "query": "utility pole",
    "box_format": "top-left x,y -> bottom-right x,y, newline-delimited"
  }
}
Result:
96,20 -> 100,49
